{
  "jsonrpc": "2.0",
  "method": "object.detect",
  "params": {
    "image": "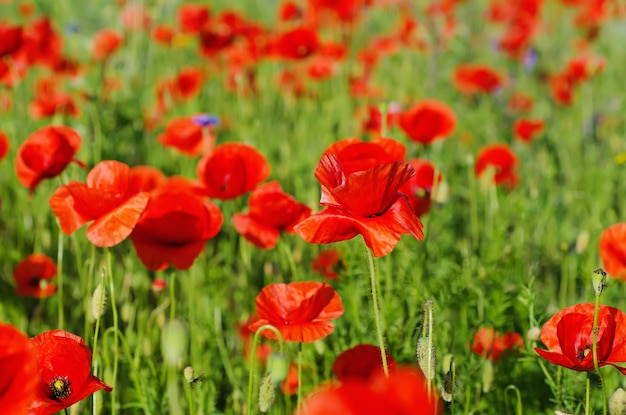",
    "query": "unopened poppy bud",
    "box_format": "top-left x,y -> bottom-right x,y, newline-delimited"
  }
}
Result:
575,231 -> 590,254
416,337 -> 436,381
258,373 -> 276,413
184,366 -> 194,383
441,355 -> 455,403
527,327 -> 541,342
266,352 -> 289,383
91,283 -> 107,319
609,387 -> 626,415
161,320 -> 188,367
152,278 -> 166,293
592,268 -> 607,296
482,360 -> 494,393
